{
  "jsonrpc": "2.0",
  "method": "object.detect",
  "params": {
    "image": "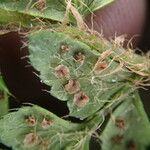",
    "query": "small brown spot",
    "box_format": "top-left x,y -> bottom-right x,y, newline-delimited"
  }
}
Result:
40,139 -> 49,149
128,145 -> 137,150
0,90 -> 4,100
126,141 -> 137,150
73,91 -> 89,107
115,118 -> 126,129
25,115 -> 37,126
60,43 -> 70,53
41,118 -> 53,129
74,52 -> 85,64
35,0 -> 46,11
111,135 -> 124,144
65,79 -> 80,94
94,60 -> 107,74
54,65 -> 70,78
23,133 -> 39,147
